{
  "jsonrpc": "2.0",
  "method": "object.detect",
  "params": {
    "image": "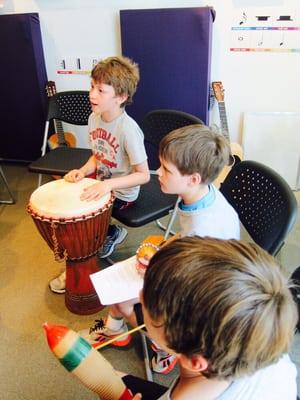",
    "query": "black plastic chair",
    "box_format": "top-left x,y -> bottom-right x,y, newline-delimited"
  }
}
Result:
28,91 -> 92,186
112,109 -> 204,236
0,160 -> 15,204
220,160 -> 298,256
140,109 -> 204,170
